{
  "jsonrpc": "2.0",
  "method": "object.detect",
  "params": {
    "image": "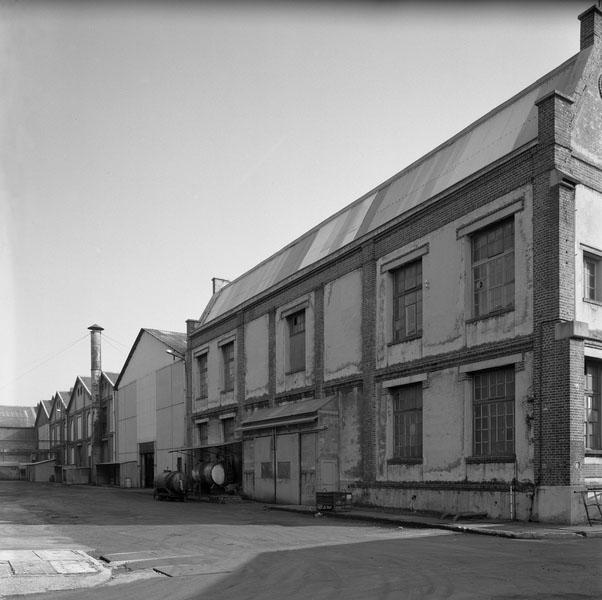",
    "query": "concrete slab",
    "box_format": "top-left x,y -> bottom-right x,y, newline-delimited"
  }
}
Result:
0,549 -> 112,597
50,560 -> 99,574
10,560 -> 56,575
